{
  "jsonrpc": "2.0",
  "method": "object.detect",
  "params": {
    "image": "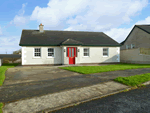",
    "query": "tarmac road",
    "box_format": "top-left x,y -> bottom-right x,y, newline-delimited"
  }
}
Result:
52,84 -> 150,113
